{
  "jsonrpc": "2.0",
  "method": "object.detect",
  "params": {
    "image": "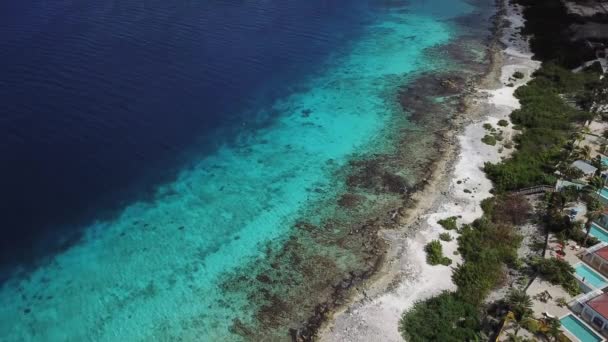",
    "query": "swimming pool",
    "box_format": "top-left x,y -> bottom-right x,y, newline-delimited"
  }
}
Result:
576,263 -> 608,289
590,223 -> 608,244
560,314 -> 603,342
600,187 -> 608,200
